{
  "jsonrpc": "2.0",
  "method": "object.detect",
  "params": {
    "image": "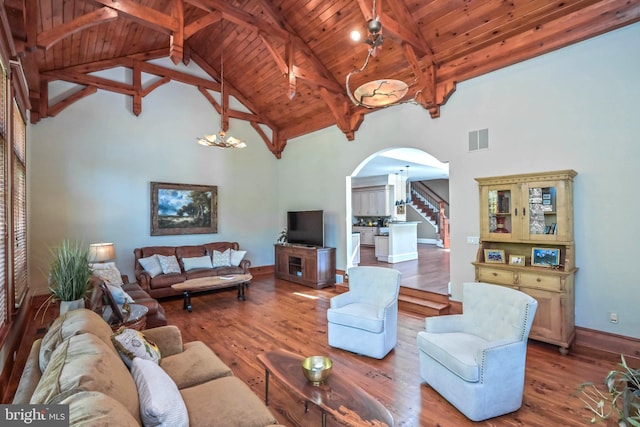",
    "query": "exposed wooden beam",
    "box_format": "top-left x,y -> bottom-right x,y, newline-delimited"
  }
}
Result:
250,122 -> 282,158
36,8 -> 118,50
41,70 -> 134,95
184,0 -> 290,41
24,0 -> 38,52
48,86 -> 97,117
169,0 -> 184,65
319,87 -> 355,140
91,0 -> 178,34
184,11 -> 221,39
